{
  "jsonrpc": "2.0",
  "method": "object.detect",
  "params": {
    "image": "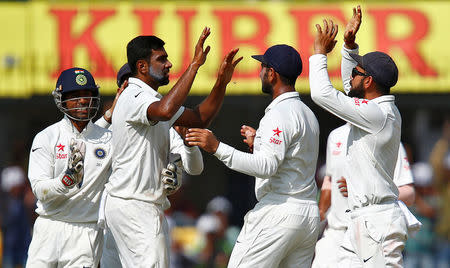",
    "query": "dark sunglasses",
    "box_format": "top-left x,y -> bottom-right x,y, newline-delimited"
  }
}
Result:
351,67 -> 369,78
